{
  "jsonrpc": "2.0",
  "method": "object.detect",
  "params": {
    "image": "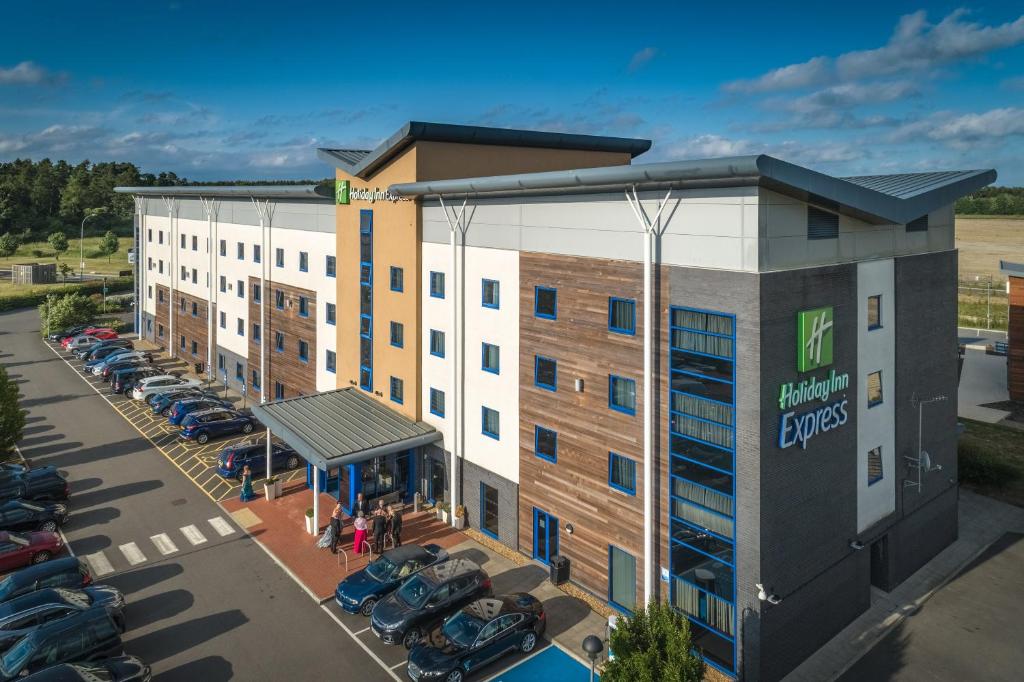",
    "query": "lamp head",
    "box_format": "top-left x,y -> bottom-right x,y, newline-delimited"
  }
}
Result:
582,634 -> 603,660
